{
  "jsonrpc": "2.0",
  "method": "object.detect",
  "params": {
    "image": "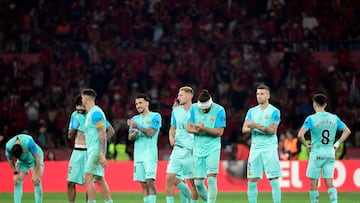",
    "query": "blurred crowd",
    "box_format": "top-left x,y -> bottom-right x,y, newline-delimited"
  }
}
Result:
0,0 -> 359,160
